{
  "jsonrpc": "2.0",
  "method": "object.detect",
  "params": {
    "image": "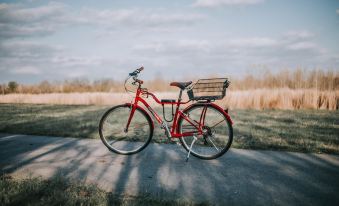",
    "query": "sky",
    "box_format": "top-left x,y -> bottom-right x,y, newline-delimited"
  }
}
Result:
0,0 -> 338,83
